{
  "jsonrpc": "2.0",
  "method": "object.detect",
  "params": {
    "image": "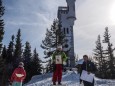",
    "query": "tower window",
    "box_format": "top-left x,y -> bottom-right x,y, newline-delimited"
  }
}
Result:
67,28 -> 69,34
65,44 -> 69,48
64,28 -> 66,34
73,5 -> 75,11
68,6 -> 69,11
